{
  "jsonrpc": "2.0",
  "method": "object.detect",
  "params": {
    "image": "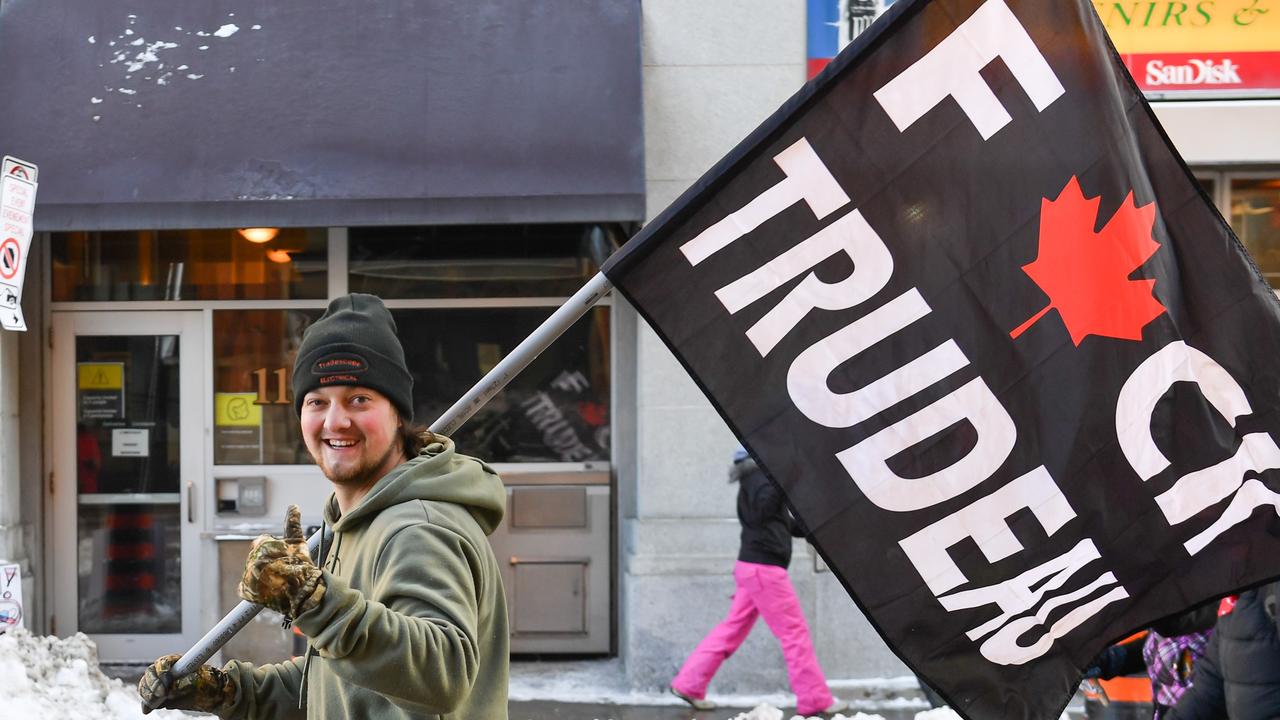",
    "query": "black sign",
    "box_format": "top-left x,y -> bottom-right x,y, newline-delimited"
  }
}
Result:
602,0 -> 1280,717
